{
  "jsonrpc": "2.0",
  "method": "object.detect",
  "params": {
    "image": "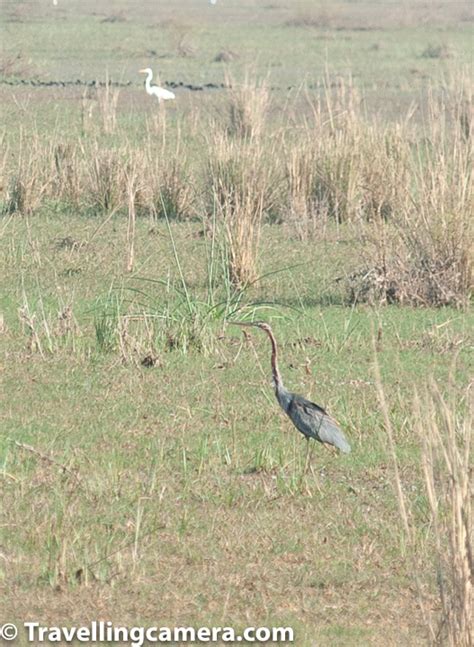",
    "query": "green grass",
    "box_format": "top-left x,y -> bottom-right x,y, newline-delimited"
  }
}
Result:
1,214 -> 472,644
0,2 -> 472,644
1,0 -> 472,141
